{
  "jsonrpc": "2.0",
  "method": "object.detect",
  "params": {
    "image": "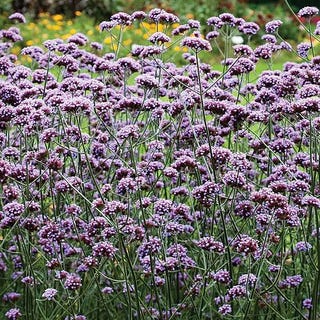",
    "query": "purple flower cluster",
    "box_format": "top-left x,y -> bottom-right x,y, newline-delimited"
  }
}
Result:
297,6 -> 319,18
265,20 -> 283,33
5,308 -> 21,320
194,236 -> 225,253
8,13 -> 26,24
278,275 -> 303,289
42,288 -> 57,300
181,35 -> 212,52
